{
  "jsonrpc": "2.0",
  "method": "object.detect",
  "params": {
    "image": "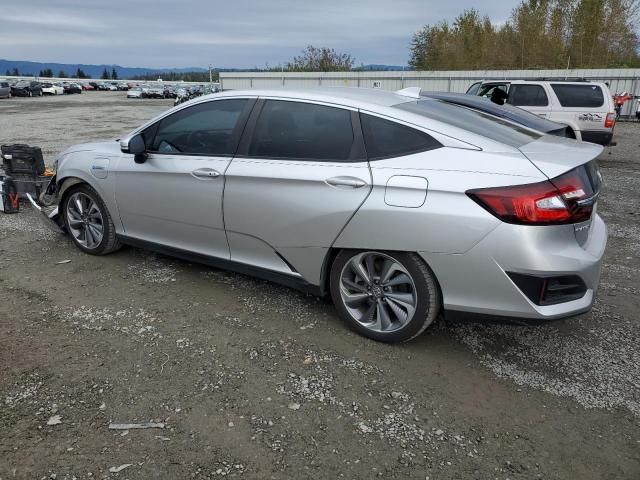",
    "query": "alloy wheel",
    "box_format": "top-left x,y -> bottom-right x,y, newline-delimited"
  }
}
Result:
66,192 -> 104,249
339,252 -> 417,333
